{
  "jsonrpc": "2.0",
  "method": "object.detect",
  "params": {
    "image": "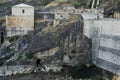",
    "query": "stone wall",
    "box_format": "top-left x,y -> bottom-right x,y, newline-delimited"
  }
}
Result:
35,12 -> 55,20
6,16 -> 34,37
12,6 -> 34,16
